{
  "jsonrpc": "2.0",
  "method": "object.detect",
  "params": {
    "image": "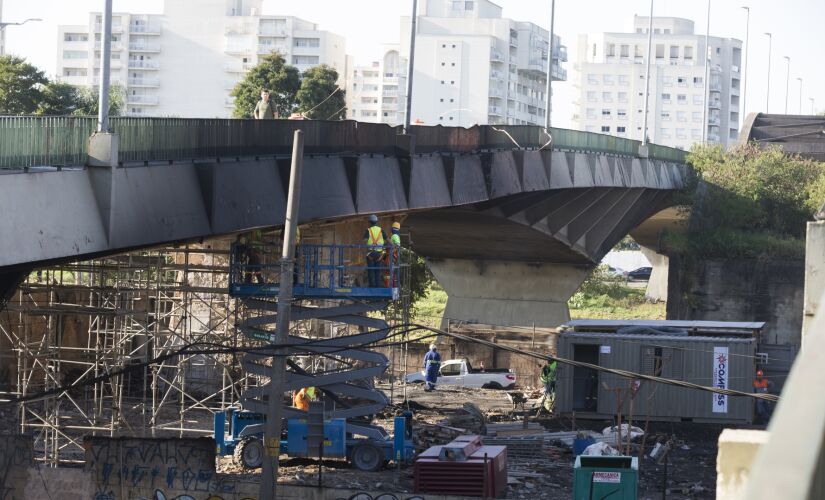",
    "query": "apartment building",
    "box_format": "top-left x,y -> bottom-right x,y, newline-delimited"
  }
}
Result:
574,16 -> 742,149
0,0 -> 5,56
349,0 -> 567,127
56,0 -> 347,118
